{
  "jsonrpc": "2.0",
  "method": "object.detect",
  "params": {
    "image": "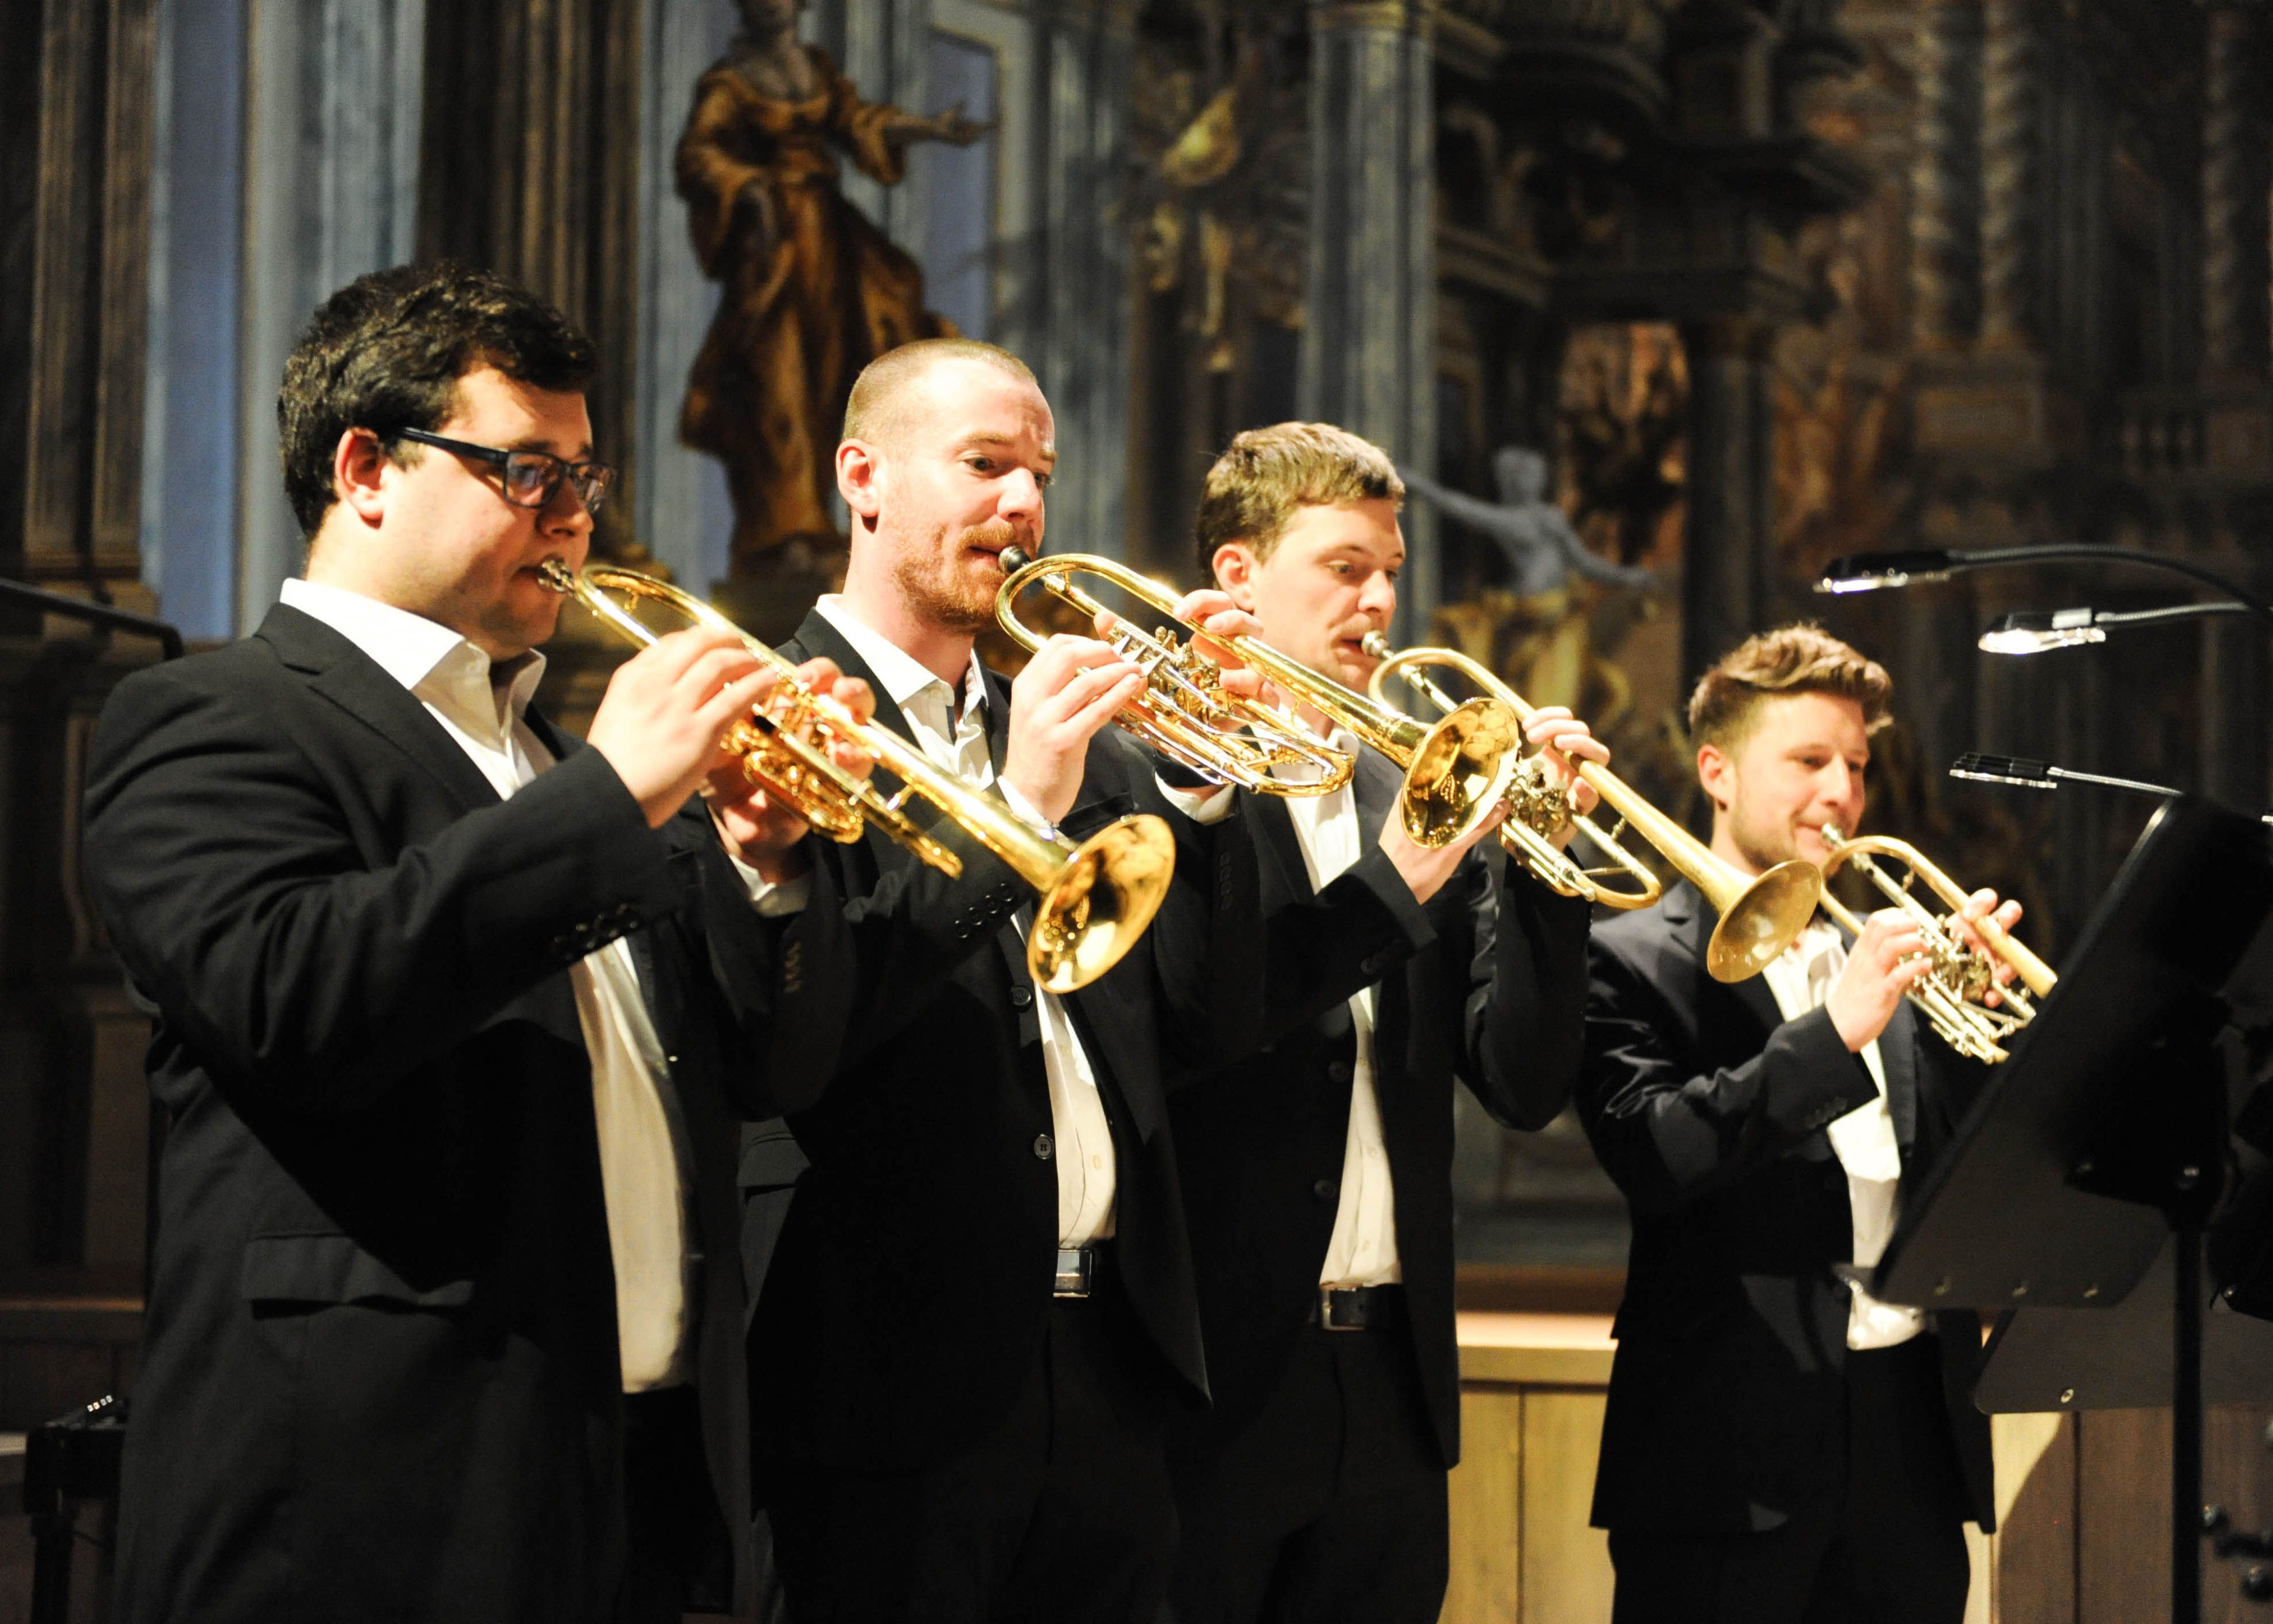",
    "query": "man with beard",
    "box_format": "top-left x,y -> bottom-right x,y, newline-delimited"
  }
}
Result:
741,341 -> 1500,1623
1576,625 -> 2017,1623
